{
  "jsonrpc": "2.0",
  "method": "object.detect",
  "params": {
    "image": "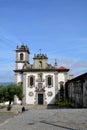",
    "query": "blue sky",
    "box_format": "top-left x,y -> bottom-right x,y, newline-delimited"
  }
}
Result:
0,0 -> 87,82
